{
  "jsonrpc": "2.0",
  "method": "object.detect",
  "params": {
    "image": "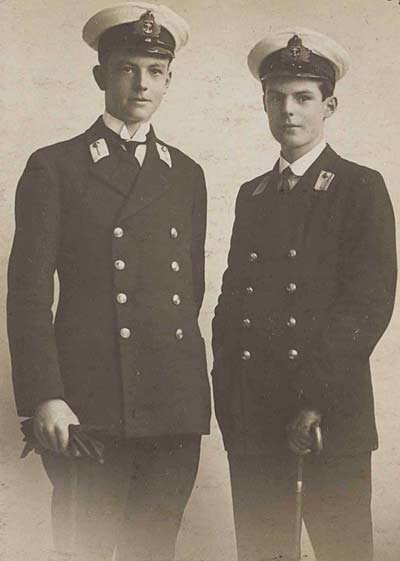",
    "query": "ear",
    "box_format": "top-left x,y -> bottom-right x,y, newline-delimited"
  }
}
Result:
323,96 -> 338,120
93,65 -> 106,92
163,70 -> 172,94
261,81 -> 268,113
